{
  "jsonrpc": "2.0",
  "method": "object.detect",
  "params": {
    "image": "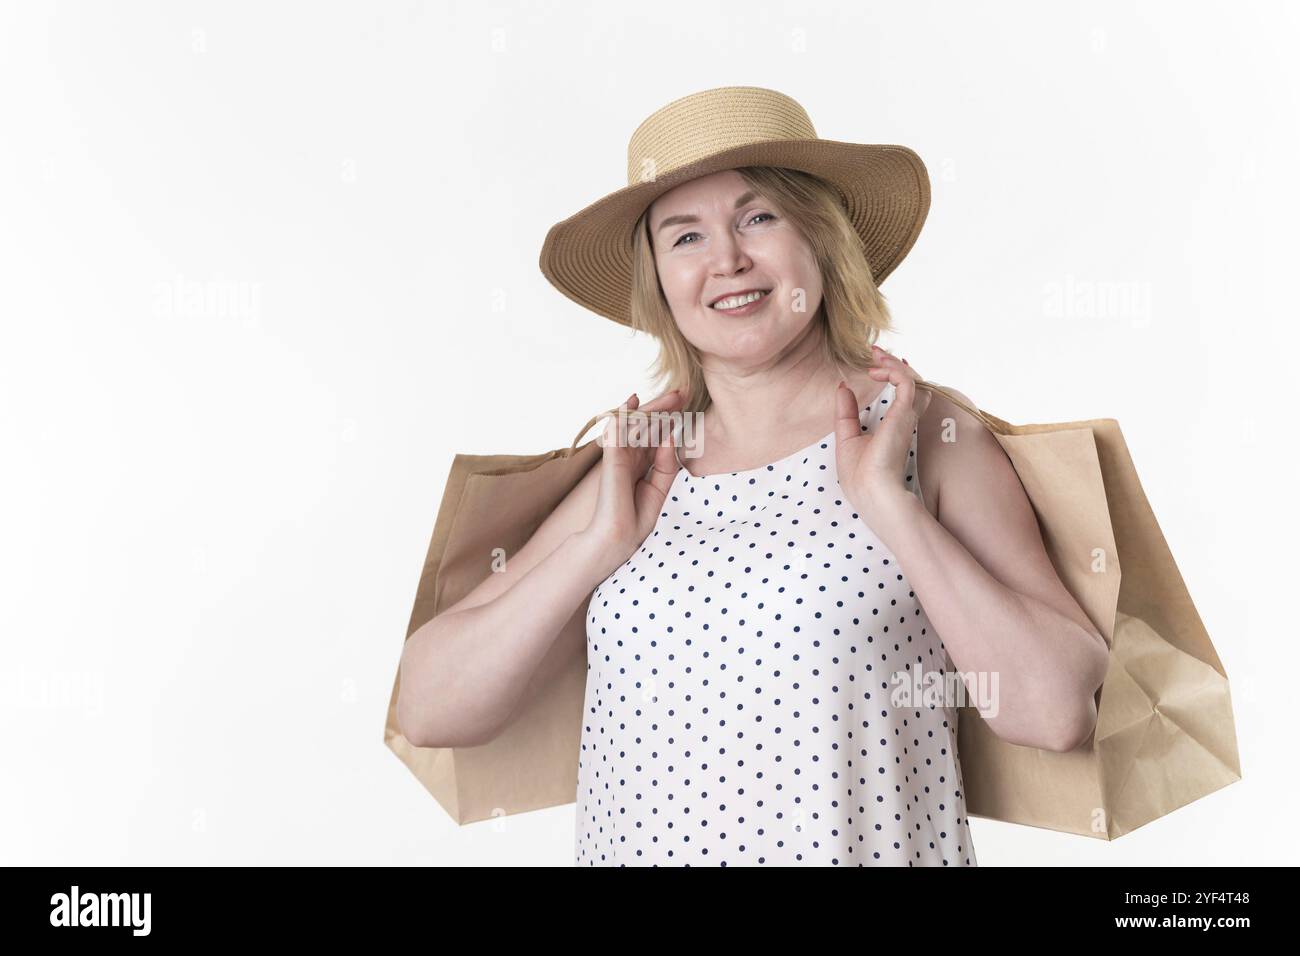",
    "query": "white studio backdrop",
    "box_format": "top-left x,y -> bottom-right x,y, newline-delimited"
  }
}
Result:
0,0 -> 1295,865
